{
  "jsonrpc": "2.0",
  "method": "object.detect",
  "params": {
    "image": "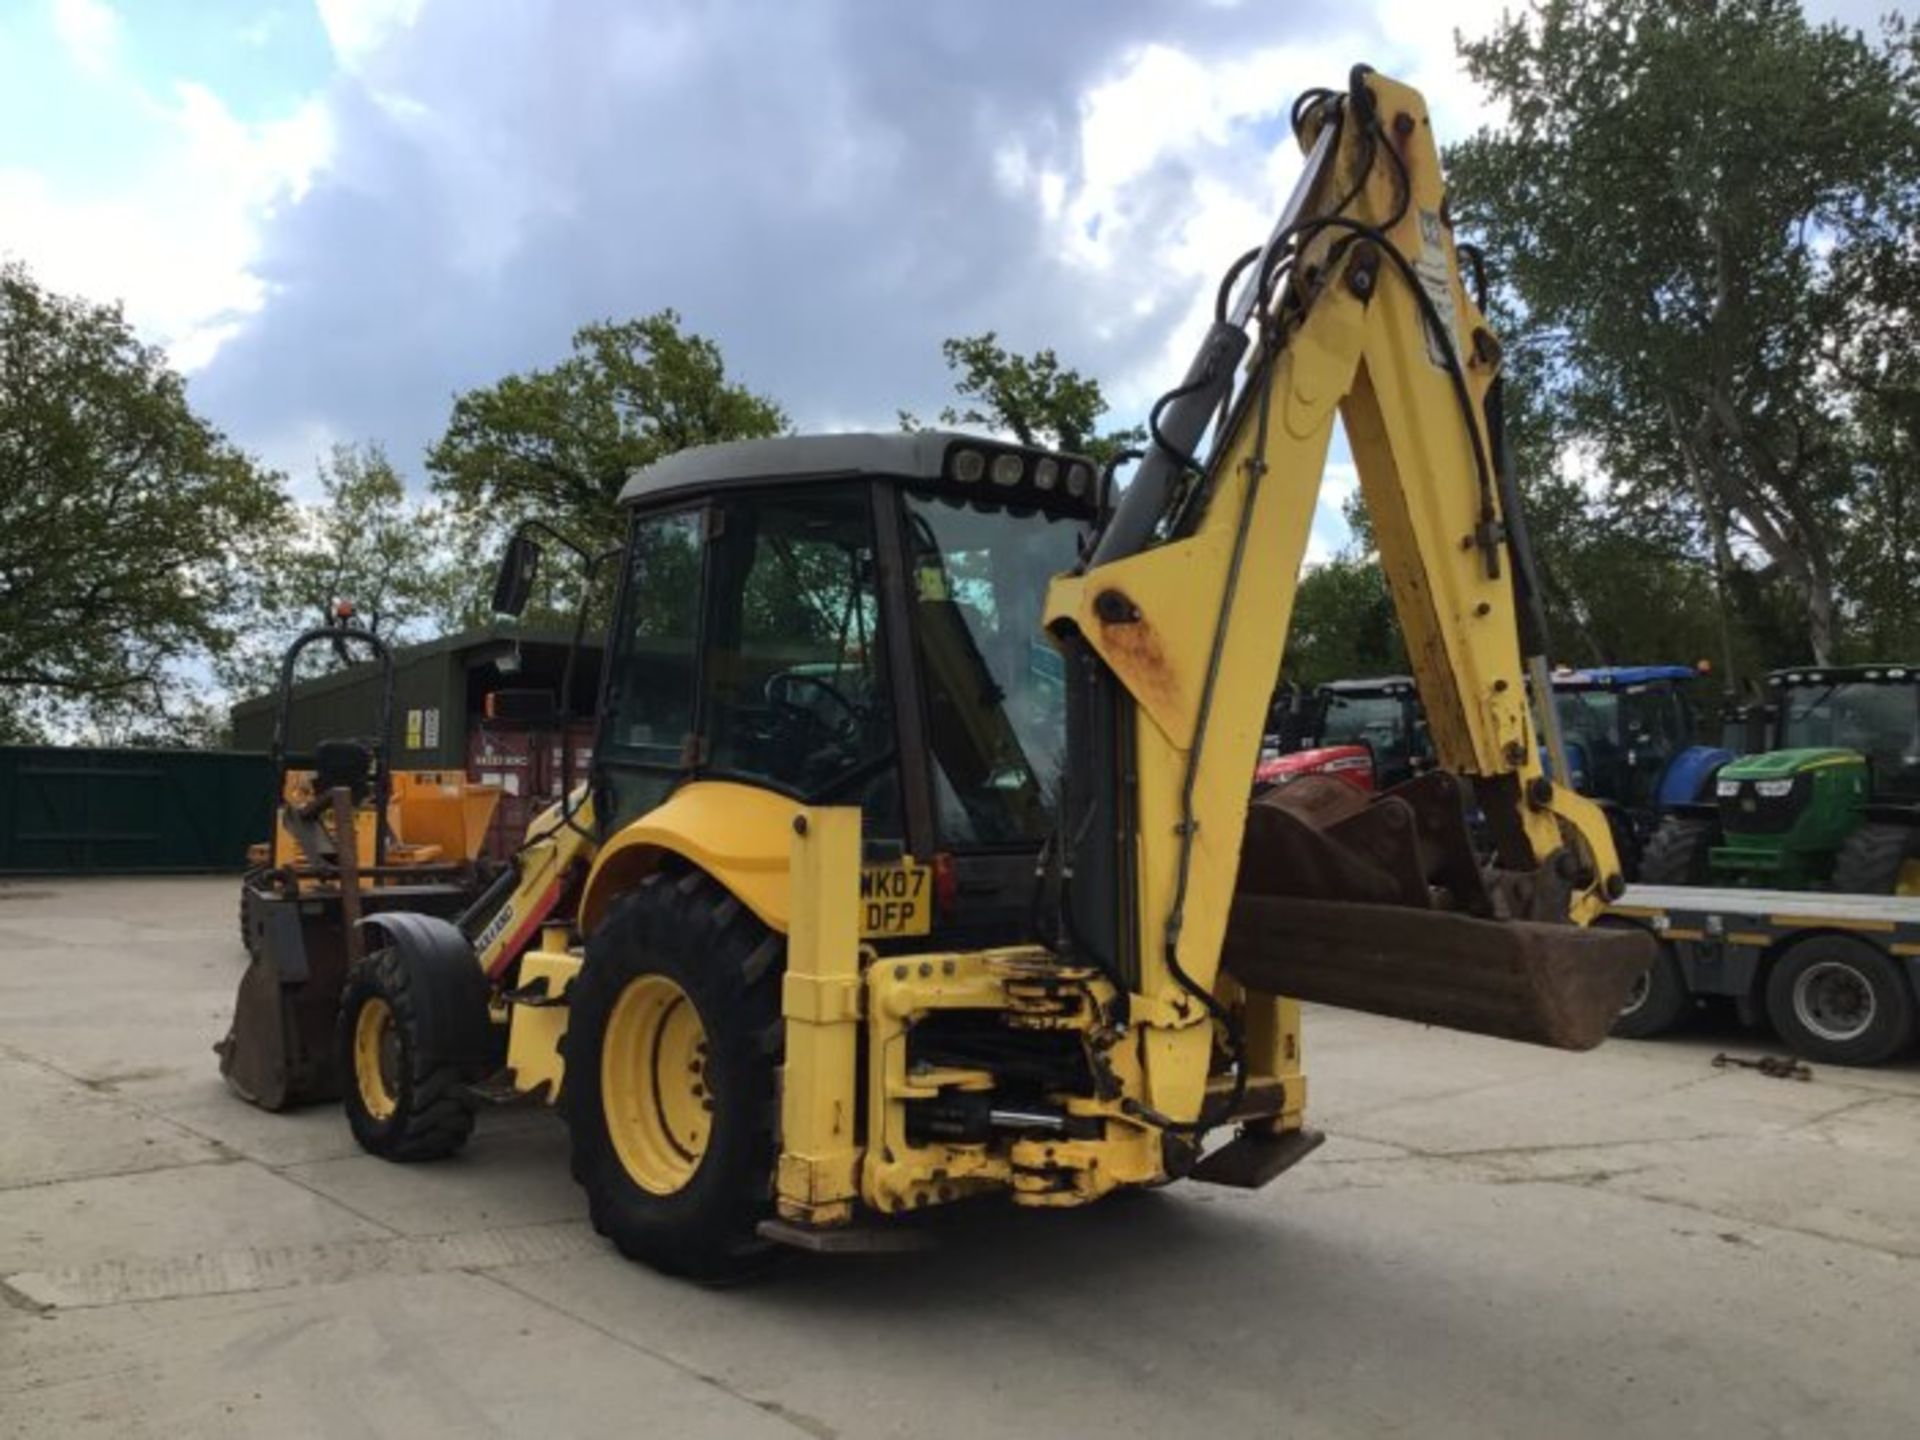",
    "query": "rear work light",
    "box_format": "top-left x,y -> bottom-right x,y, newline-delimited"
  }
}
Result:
940,440 -> 1097,515
950,448 -> 986,483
